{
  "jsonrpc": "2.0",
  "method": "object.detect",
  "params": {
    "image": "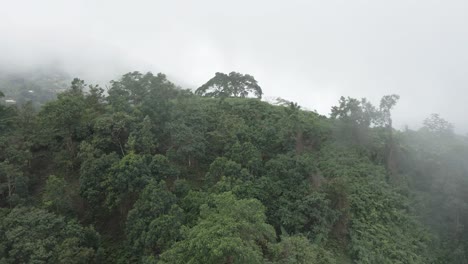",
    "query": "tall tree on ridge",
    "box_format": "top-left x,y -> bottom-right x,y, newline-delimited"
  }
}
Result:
196,72 -> 263,99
